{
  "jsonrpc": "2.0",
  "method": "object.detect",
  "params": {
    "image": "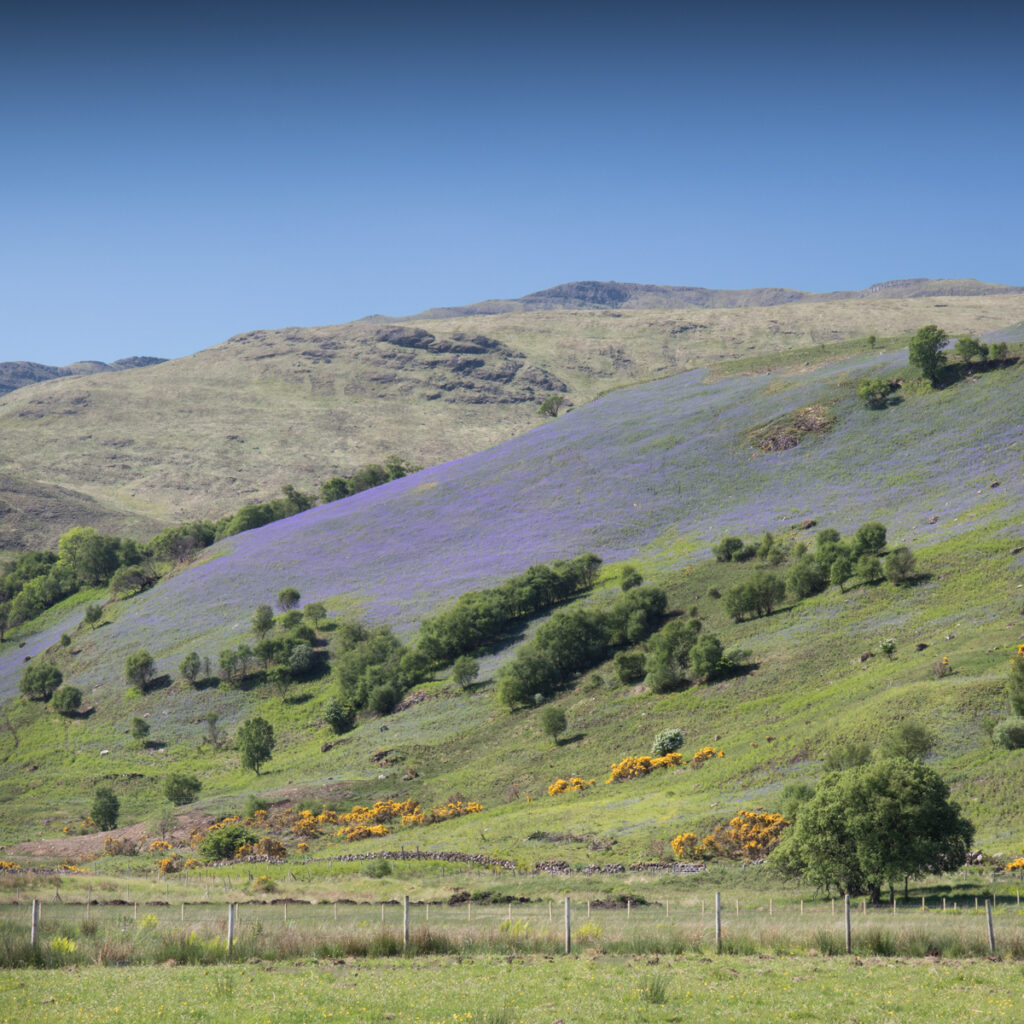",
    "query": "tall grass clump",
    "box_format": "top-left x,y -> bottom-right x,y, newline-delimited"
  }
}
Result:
636,972 -> 671,1005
